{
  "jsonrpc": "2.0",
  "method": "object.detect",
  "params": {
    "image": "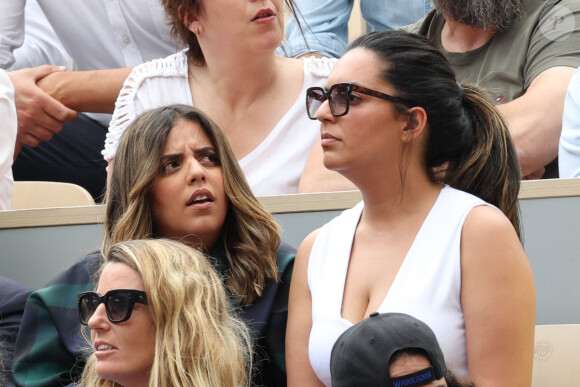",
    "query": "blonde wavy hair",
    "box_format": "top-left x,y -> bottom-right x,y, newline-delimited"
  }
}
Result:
80,239 -> 252,387
104,104 -> 280,304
